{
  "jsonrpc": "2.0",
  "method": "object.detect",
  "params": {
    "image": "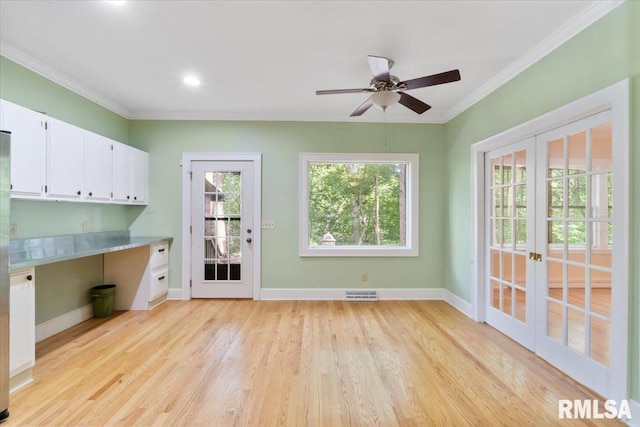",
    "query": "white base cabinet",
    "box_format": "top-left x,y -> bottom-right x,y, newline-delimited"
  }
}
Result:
104,242 -> 169,311
9,268 -> 35,392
